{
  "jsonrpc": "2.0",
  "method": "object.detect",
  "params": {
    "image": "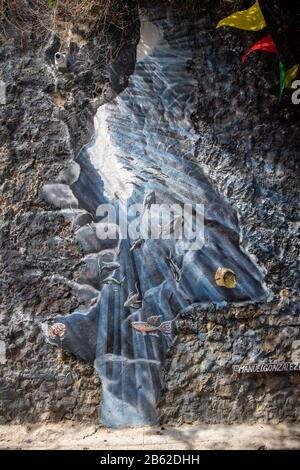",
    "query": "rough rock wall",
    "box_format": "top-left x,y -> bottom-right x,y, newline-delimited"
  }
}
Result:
0,0 -> 299,426
159,1 -> 300,425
